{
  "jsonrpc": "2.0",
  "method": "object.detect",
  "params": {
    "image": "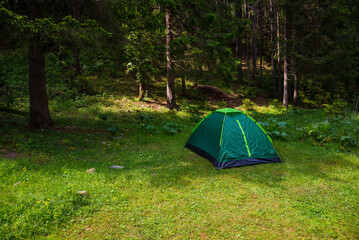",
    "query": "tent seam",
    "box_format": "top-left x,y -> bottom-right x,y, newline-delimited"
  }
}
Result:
236,120 -> 252,157
219,113 -> 226,146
